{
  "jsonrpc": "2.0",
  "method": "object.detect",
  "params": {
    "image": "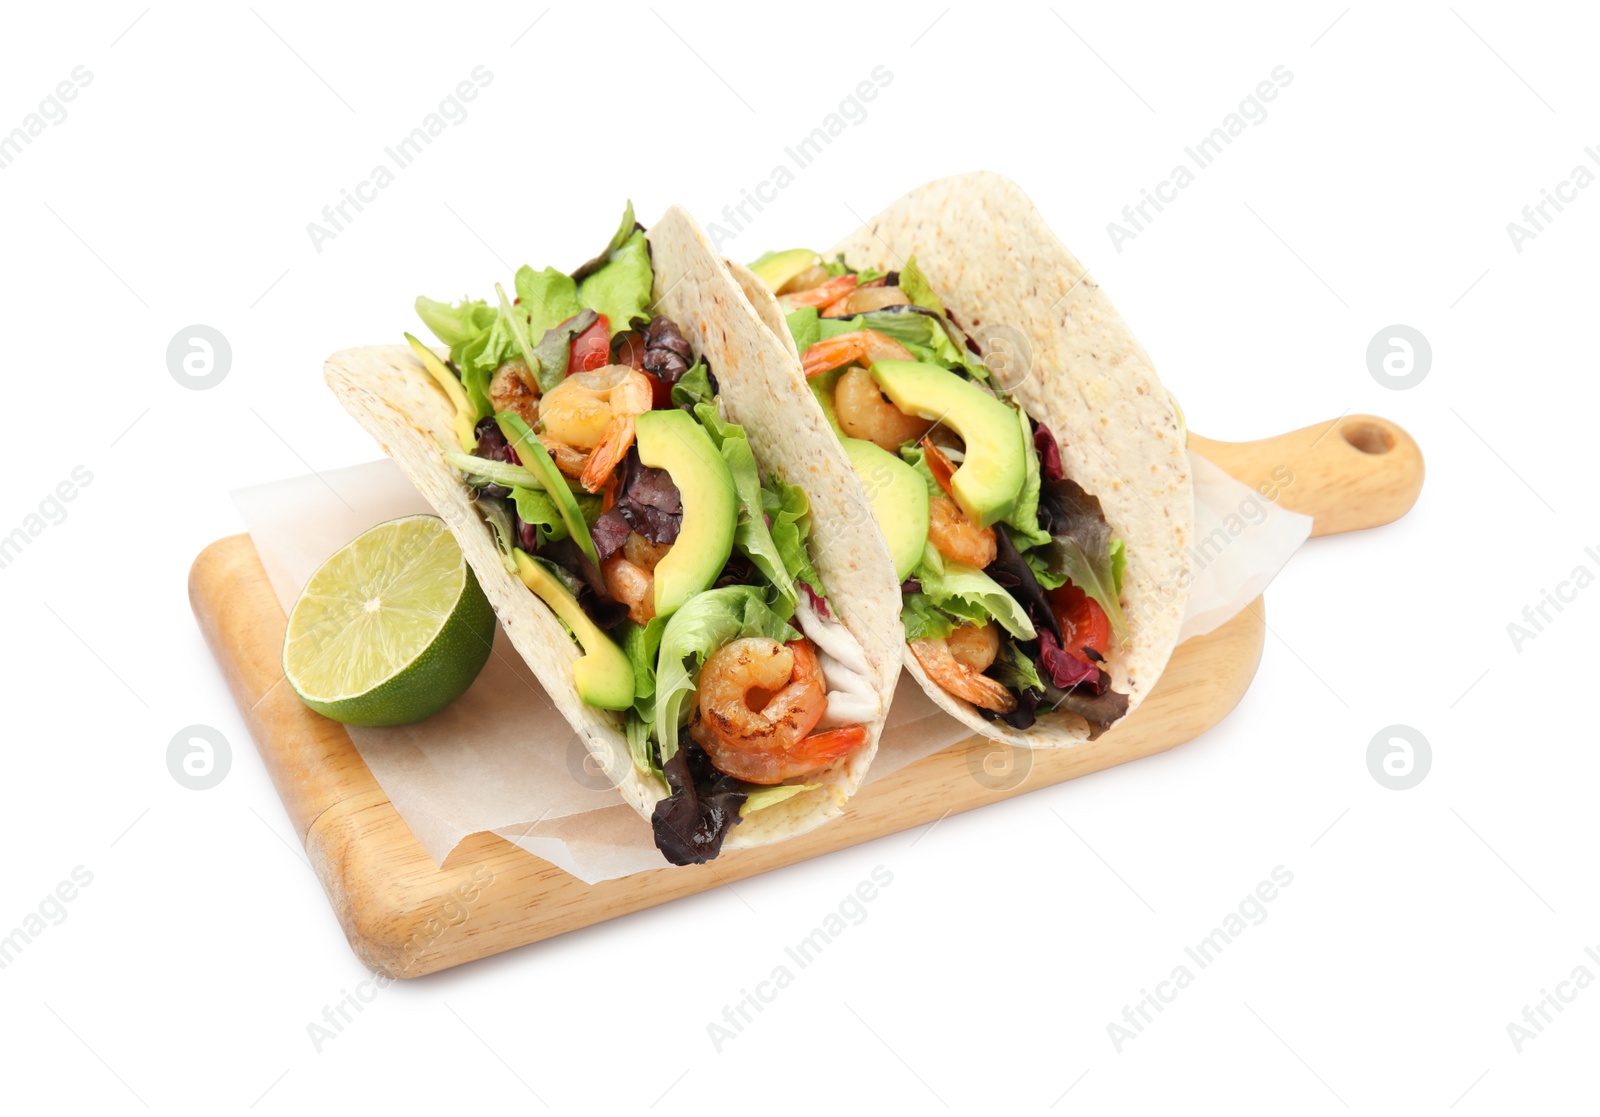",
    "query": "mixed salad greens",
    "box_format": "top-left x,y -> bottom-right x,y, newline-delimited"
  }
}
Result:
411,208 -> 870,863
752,250 -> 1132,736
